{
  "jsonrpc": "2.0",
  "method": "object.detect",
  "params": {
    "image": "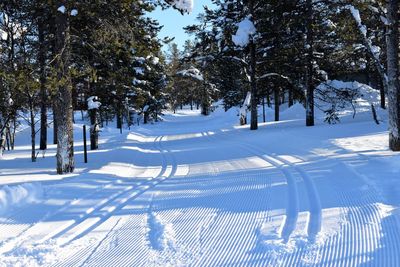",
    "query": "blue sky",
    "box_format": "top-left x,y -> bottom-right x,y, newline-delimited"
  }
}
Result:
148,0 -> 214,52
